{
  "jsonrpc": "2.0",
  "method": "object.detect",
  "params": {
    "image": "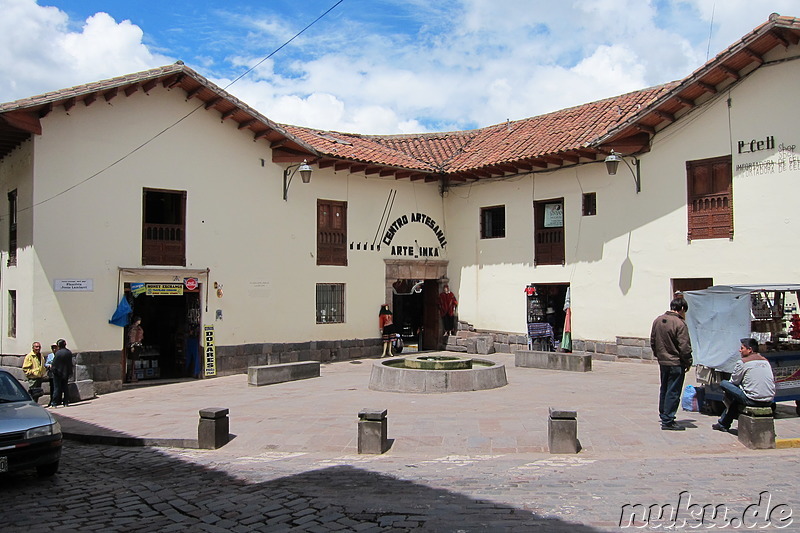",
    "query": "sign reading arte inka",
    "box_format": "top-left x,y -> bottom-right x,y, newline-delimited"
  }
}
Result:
203,324 -> 216,377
